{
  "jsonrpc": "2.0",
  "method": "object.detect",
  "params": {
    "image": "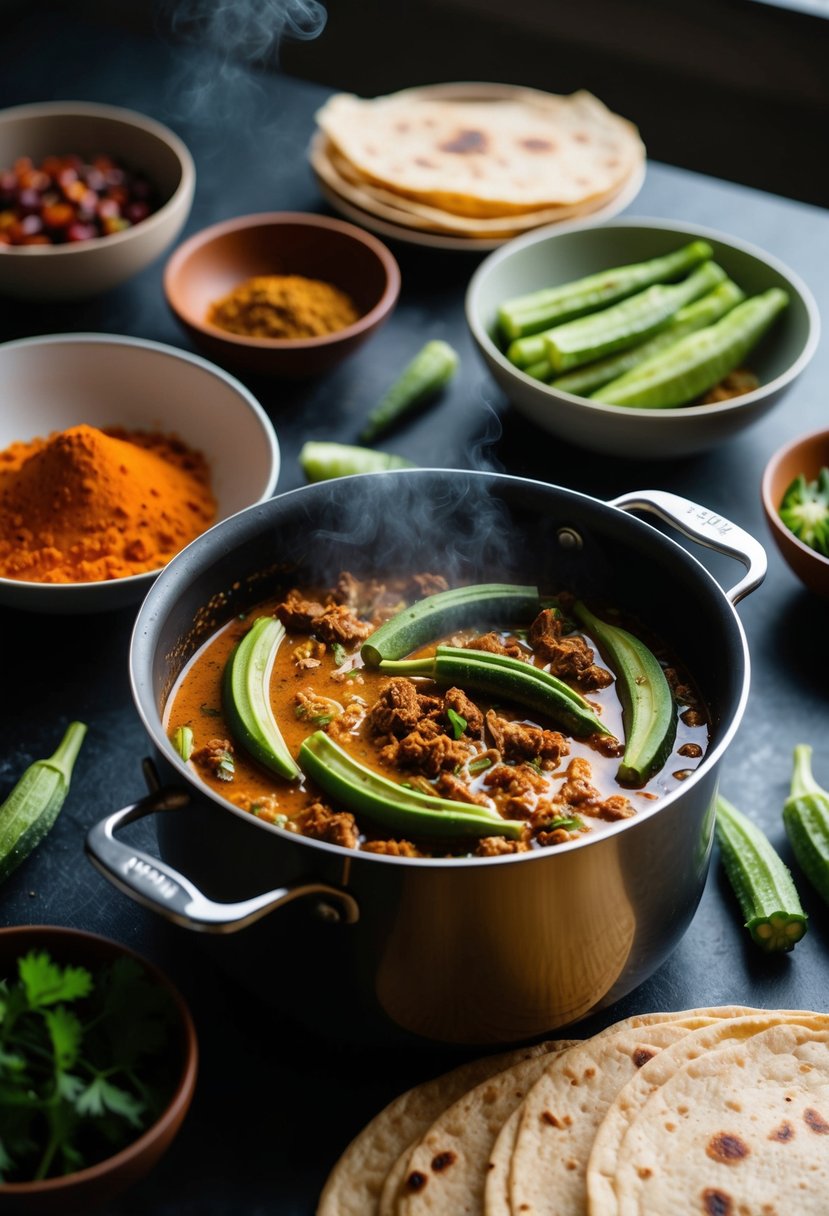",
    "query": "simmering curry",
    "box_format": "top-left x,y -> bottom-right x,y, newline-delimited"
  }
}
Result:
165,571 -> 709,859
